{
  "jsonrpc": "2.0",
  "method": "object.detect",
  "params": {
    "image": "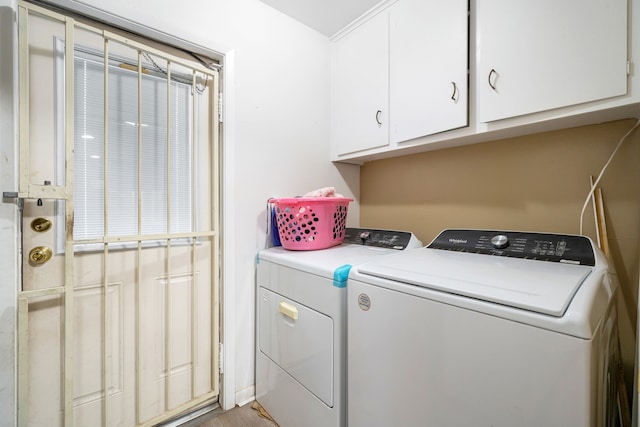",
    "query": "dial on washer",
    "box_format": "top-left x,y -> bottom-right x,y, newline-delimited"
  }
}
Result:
491,234 -> 509,249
